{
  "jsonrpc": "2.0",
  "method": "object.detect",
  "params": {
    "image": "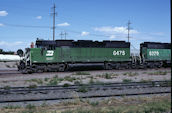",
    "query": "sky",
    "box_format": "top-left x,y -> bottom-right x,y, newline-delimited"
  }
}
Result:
0,0 -> 171,52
